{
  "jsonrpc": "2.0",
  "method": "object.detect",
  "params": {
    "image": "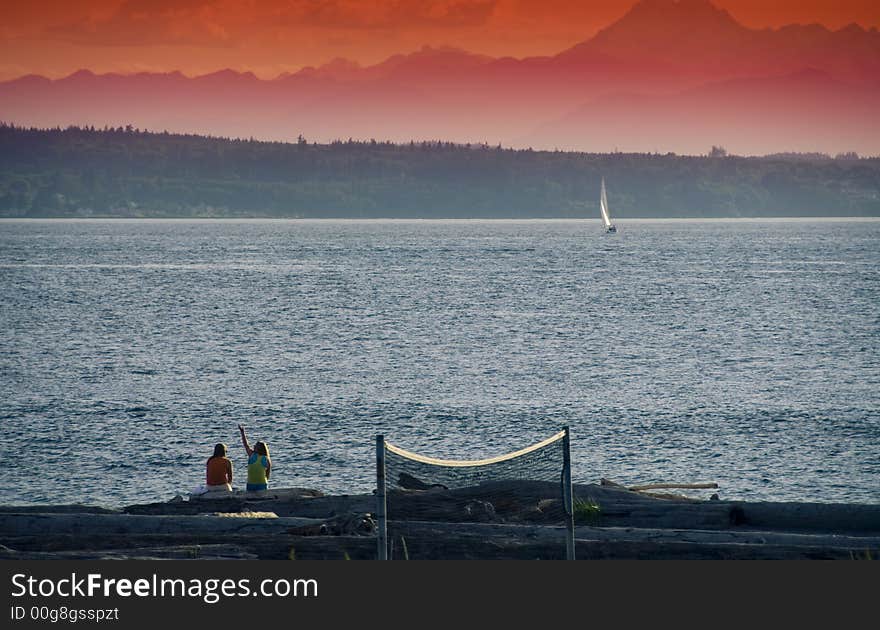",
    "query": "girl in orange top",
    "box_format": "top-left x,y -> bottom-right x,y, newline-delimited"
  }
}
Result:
205,443 -> 233,491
